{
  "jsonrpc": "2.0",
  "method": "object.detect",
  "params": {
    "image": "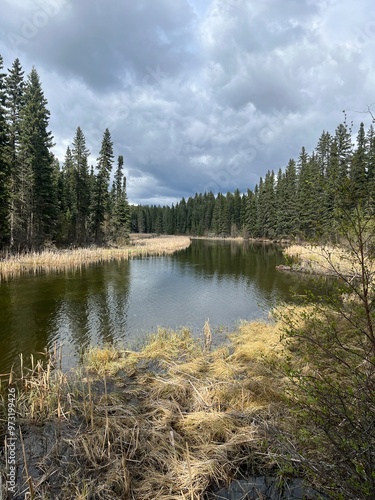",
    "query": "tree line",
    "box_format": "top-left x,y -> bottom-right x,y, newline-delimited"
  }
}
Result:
132,117 -> 375,242
0,55 -> 130,251
1,54 -> 374,250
